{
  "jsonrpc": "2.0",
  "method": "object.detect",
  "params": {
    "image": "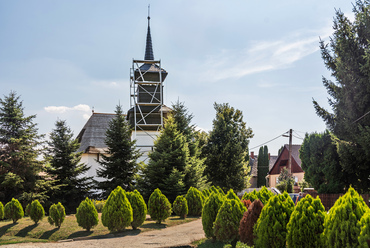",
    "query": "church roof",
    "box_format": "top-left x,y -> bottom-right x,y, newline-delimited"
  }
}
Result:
144,16 -> 154,61
76,113 -> 116,153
